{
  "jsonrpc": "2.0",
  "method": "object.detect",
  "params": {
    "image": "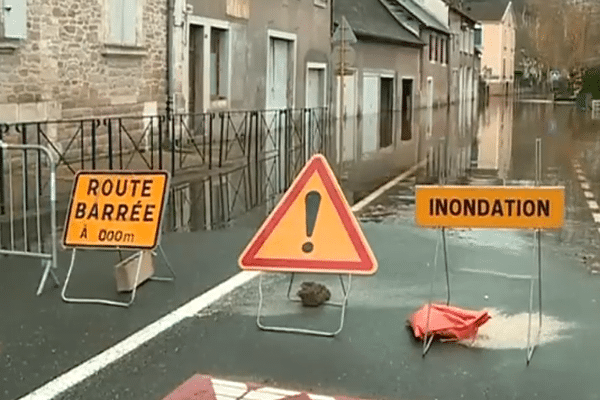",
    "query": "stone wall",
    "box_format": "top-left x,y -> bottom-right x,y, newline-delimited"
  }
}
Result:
0,0 -> 167,128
